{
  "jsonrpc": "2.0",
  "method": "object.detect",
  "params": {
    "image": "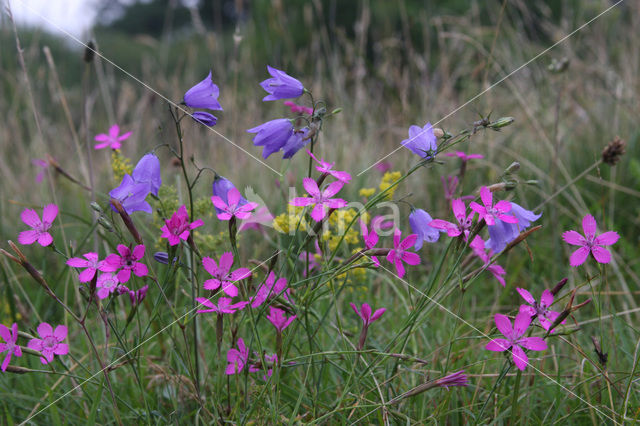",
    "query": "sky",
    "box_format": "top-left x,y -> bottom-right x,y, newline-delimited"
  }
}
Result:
7,0 -> 98,39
